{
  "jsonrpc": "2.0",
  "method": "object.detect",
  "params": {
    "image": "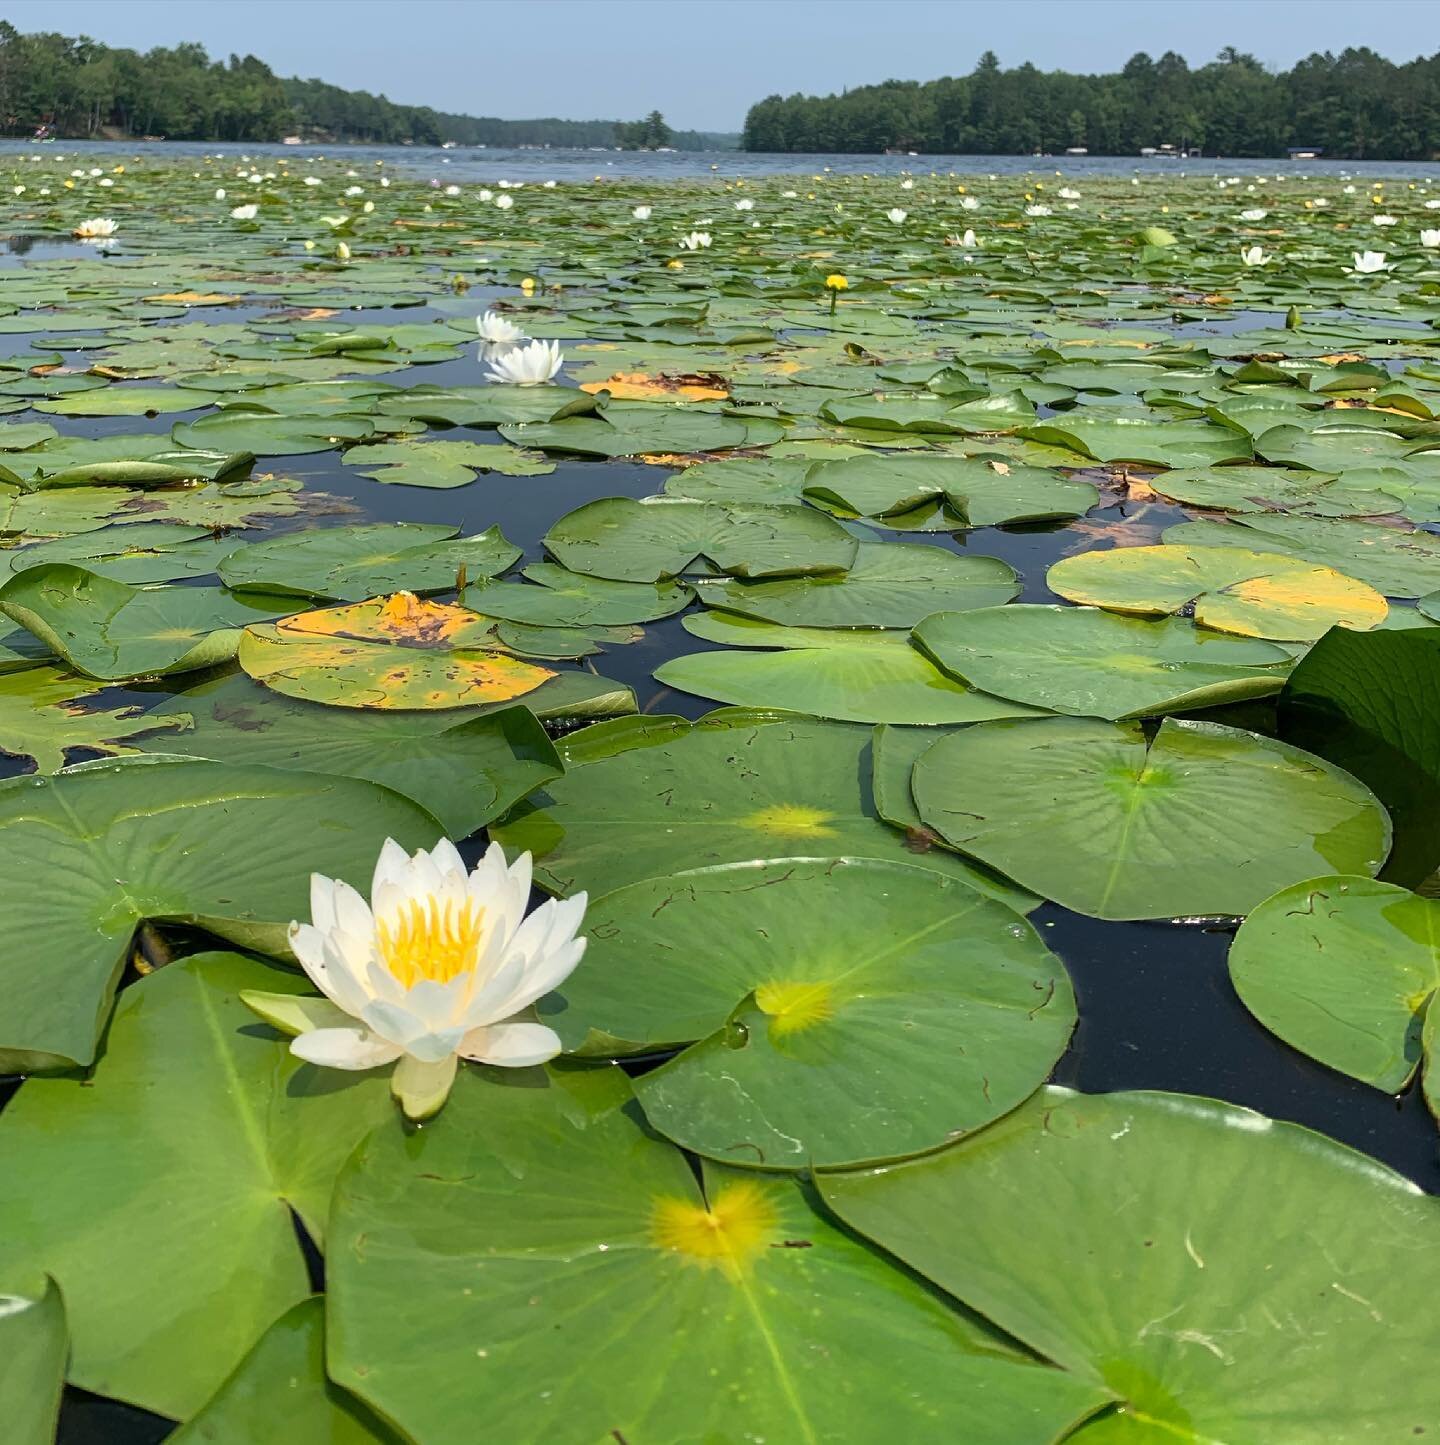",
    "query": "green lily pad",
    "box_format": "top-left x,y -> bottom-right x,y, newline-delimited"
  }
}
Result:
911,716 -> 1390,920
549,857 -> 1075,1167
544,497 -> 856,583
461,562 -> 692,627
0,953 -> 395,1417
0,521 -> 238,584
140,672 -> 561,838
914,605 -> 1292,719
219,522 -> 521,602
500,408 -> 752,457
33,385 -> 215,417
171,410 -> 377,456
656,614 -> 1042,725
822,1088 -> 1440,1444
804,455 -> 1098,528
1230,875 -> 1440,1111
0,565 -> 302,680
0,758 -> 436,1071
171,1299 -> 400,1445
344,438 -> 555,488
695,542 -> 1018,629
327,1066 -> 1109,1444
1047,543 -> 1387,641
0,1277 -> 66,1445
1148,465 -> 1399,518
494,712 -> 1038,912
1162,515 -> 1440,599
1021,413 -> 1252,468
